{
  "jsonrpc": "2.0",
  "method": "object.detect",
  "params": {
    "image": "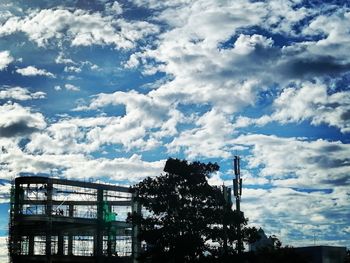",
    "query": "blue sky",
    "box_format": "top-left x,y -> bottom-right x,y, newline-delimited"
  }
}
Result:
0,0 -> 349,256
